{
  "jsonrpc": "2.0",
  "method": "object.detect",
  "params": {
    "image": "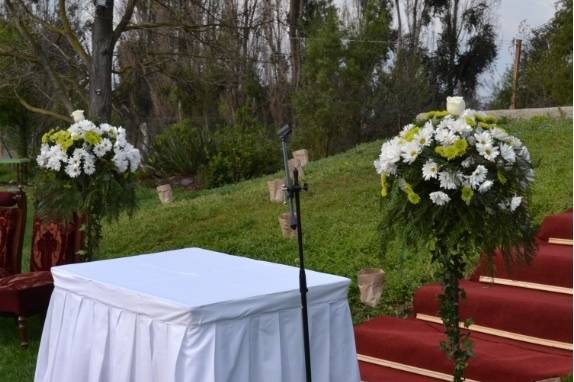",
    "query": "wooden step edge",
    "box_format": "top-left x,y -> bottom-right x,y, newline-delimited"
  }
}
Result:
548,238 -> 573,246
357,353 -> 481,382
416,313 -> 573,351
478,276 -> 573,295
